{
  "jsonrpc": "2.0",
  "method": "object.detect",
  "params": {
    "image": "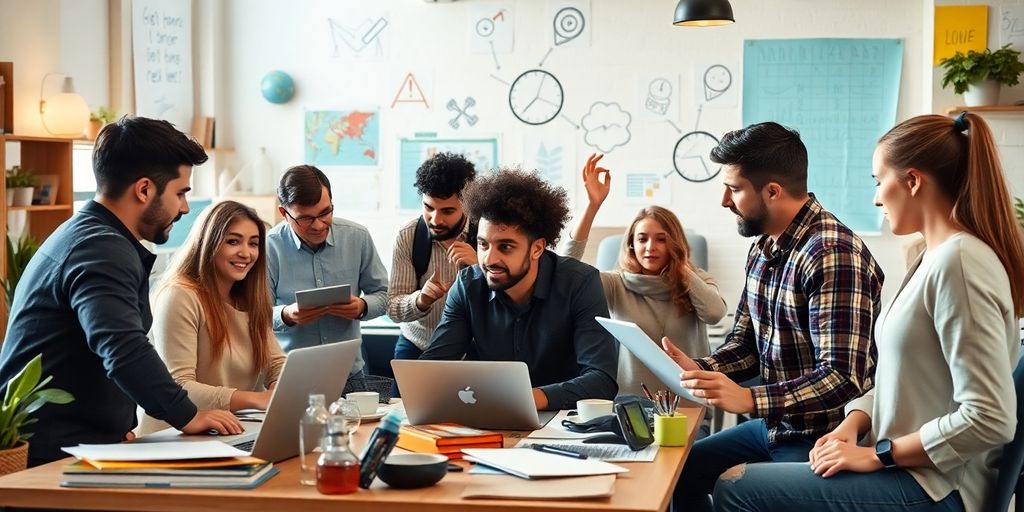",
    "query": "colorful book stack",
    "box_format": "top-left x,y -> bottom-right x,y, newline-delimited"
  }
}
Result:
61,456 -> 277,489
397,423 -> 503,460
